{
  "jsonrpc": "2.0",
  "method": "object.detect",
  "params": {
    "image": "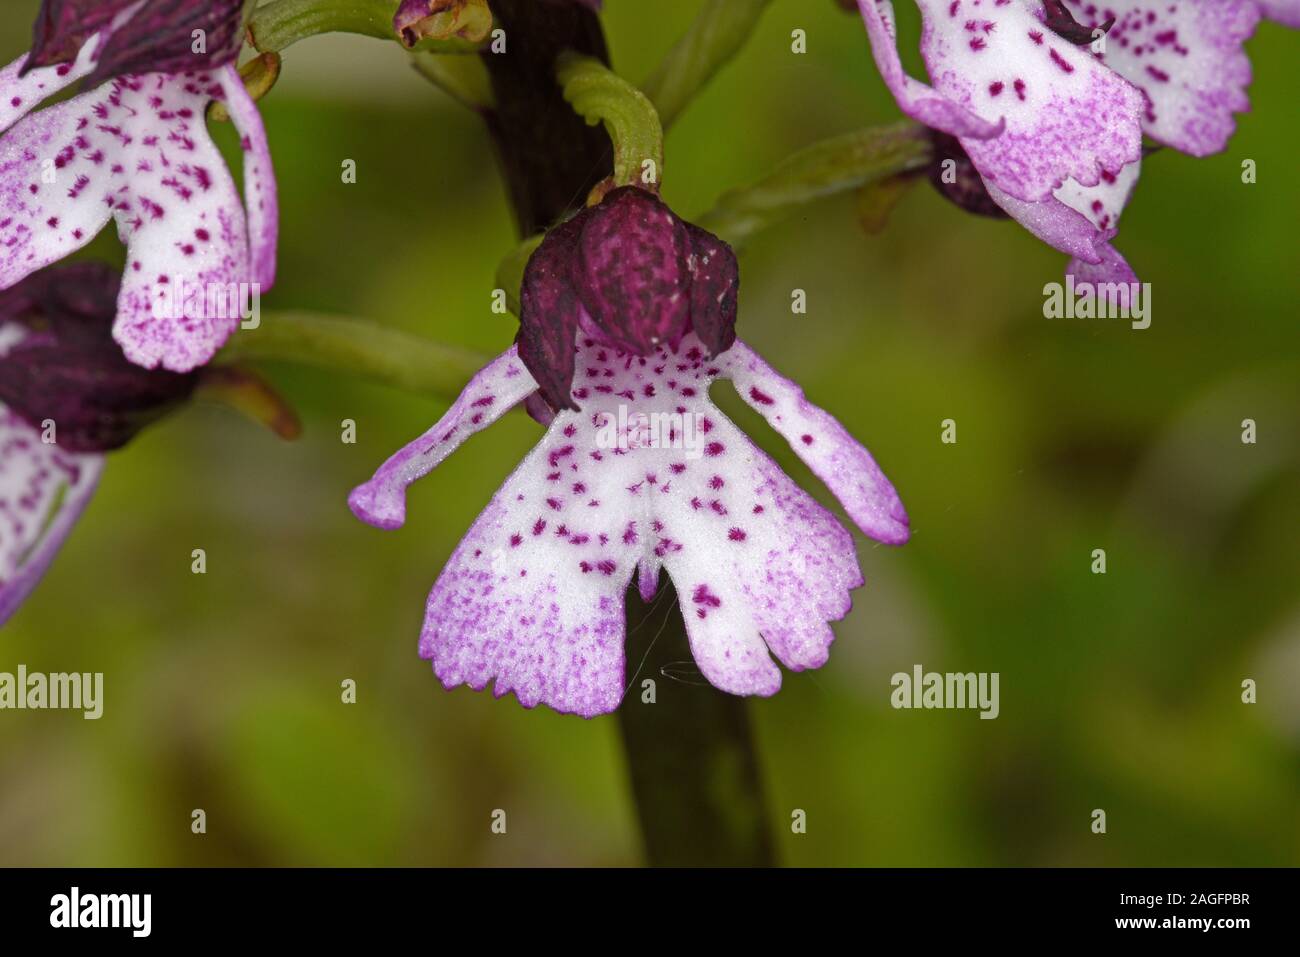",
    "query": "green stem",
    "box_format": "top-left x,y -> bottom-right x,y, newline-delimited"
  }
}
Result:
696,121 -> 933,249
642,0 -> 776,131
557,54 -> 664,189
620,580 -> 775,866
248,0 -> 399,51
218,311 -> 488,400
